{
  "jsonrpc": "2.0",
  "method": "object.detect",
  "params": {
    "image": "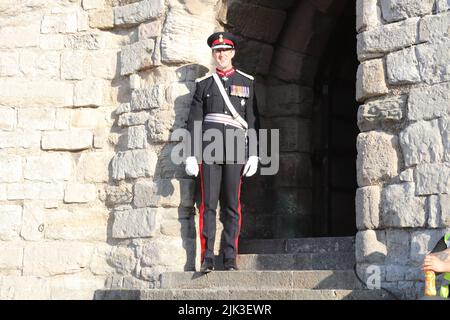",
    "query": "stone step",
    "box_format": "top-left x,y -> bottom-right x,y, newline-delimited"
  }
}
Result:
138,288 -> 391,300
160,270 -> 365,290
238,236 -> 355,254
214,251 -> 355,270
